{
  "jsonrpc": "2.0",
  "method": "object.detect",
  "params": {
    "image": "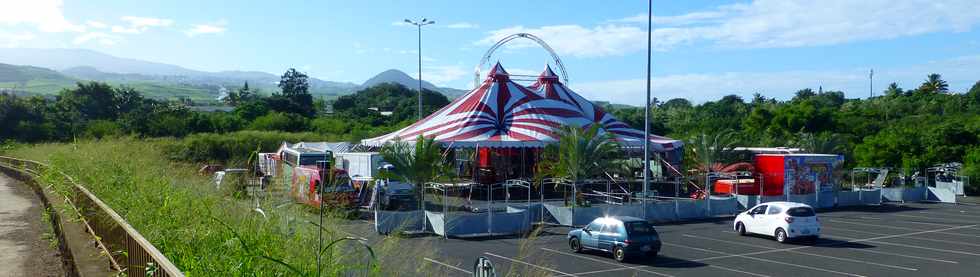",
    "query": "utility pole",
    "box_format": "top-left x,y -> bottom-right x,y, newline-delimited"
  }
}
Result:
404,18 -> 435,120
643,0 -> 652,200
869,69 -> 874,98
